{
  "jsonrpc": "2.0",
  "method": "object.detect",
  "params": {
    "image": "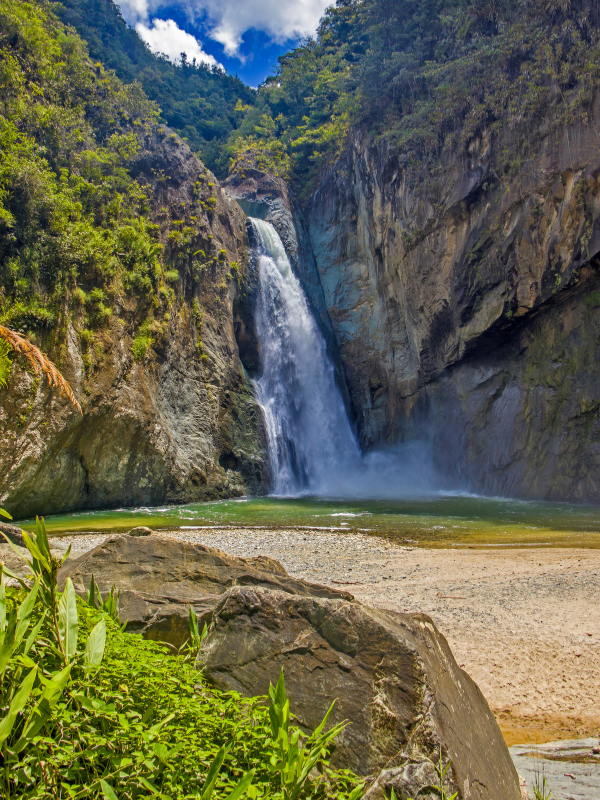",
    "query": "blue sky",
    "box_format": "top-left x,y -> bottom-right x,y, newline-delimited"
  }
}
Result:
114,0 -> 333,87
